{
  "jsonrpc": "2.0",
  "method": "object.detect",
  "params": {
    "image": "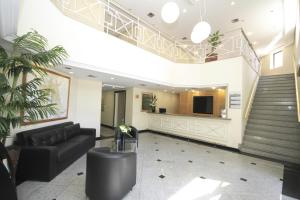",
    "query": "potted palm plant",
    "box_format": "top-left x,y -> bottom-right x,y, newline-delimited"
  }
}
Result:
0,31 -> 68,145
205,30 -> 224,62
